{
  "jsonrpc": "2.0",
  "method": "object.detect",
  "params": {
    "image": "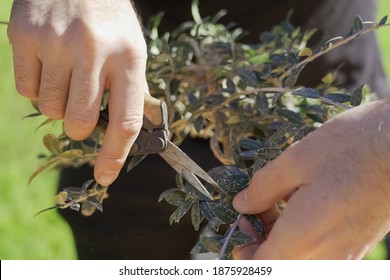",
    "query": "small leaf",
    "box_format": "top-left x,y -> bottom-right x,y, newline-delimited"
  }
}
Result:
191,199 -> 203,231
127,154 -> 148,172
209,202 -> 238,224
199,200 -> 216,221
353,15 -> 364,33
28,158 -> 60,185
298,47 -> 313,57
321,73 -> 335,84
193,116 -> 204,133
43,134 -> 61,155
293,88 -> 321,99
255,92 -> 270,115
276,108 -> 303,124
239,138 -> 264,150
54,191 -> 68,205
323,93 -> 351,103
70,203 -> 81,212
379,15 -> 388,26
164,191 -> 186,206
236,68 -> 258,87
351,84 -> 364,106
222,78 -> 236,93
198,235 -> 222,253
169,198 -> 193,224
206,216 -> 225,231
81,179 -> 95,192
188,92 -> 199,107
281,20 -> 295,35
244,214 -> 266,239
23,112 -> 42,119
229,230 -> 256,246
35,118 -> 55,132
158,188 -> 180,202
